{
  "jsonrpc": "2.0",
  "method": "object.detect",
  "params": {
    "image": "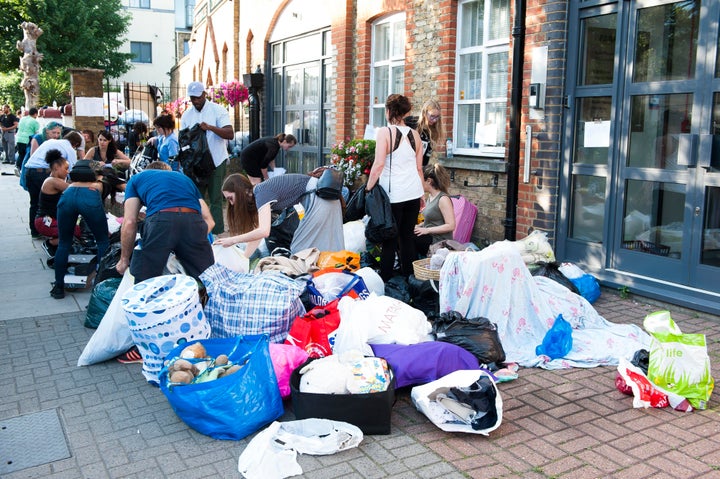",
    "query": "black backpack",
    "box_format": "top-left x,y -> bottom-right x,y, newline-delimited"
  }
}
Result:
178,124 -> 216,183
